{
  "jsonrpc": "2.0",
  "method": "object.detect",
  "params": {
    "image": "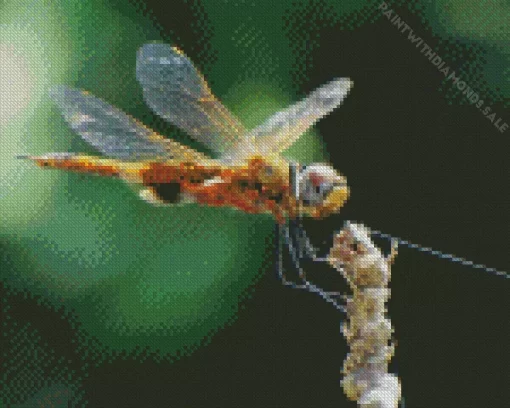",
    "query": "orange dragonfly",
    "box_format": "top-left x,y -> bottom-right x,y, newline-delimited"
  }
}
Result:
20,43 -> 352,223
